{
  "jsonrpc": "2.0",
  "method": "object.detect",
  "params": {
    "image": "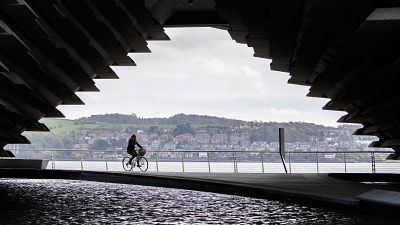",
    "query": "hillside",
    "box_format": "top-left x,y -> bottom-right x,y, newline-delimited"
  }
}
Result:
41,113 -> 338,138
38,118 -> 176,135
77,113 -> 247,126
13,113 -> 371,151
